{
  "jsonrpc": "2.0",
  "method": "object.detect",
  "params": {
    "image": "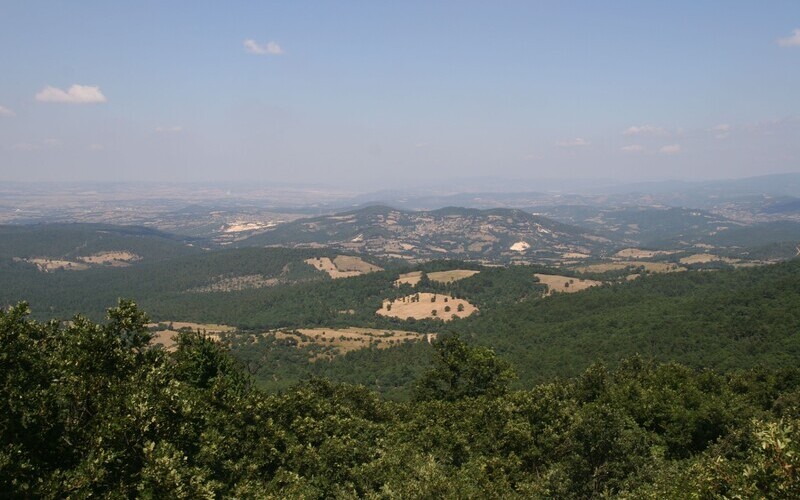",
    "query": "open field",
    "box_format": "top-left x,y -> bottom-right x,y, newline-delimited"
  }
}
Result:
146,321 -> 233,350
377,292 -> 477,321
395,271 -> 423,286
427,269 -> 480,283
613,248 -> 678,259
574,261 -> 686,274
679,253 -> 738,265
272,327 -> 432,360
22,258 -> 90,272
534,273 -> 603,294
78,251 -> 141,266
305,255 -> 382,279
332,255 -> 382,273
